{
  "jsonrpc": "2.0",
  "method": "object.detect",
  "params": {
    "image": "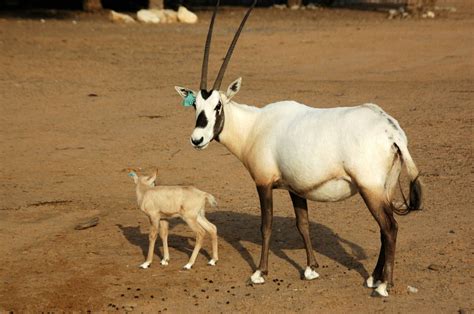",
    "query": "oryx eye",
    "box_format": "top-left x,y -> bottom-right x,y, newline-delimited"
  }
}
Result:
214,102 -> 222,111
